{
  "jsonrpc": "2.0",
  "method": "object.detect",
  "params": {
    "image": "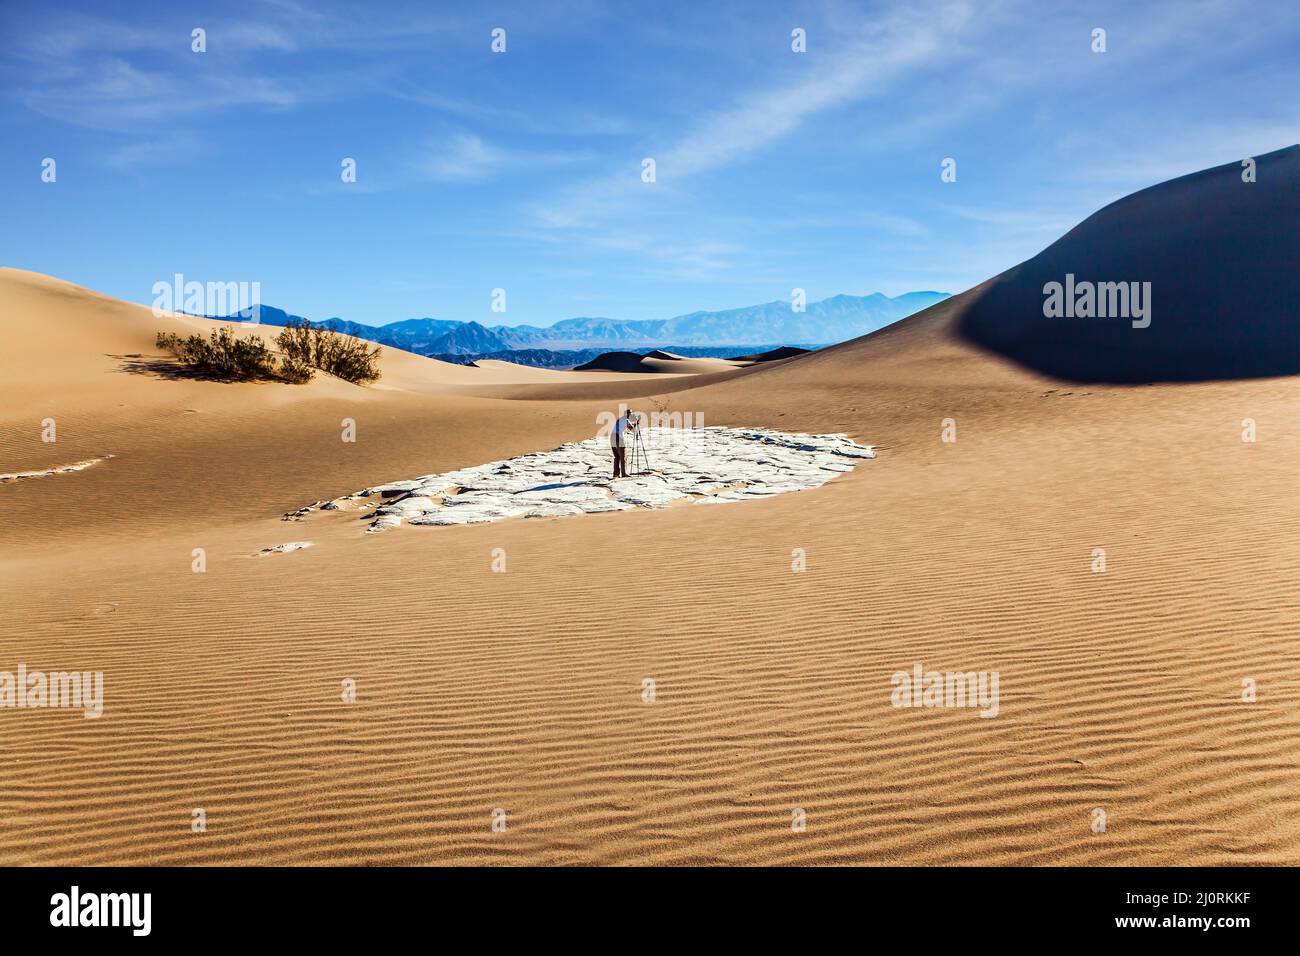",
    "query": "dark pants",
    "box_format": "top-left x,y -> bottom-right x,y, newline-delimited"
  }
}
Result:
612,445 -> 626,478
